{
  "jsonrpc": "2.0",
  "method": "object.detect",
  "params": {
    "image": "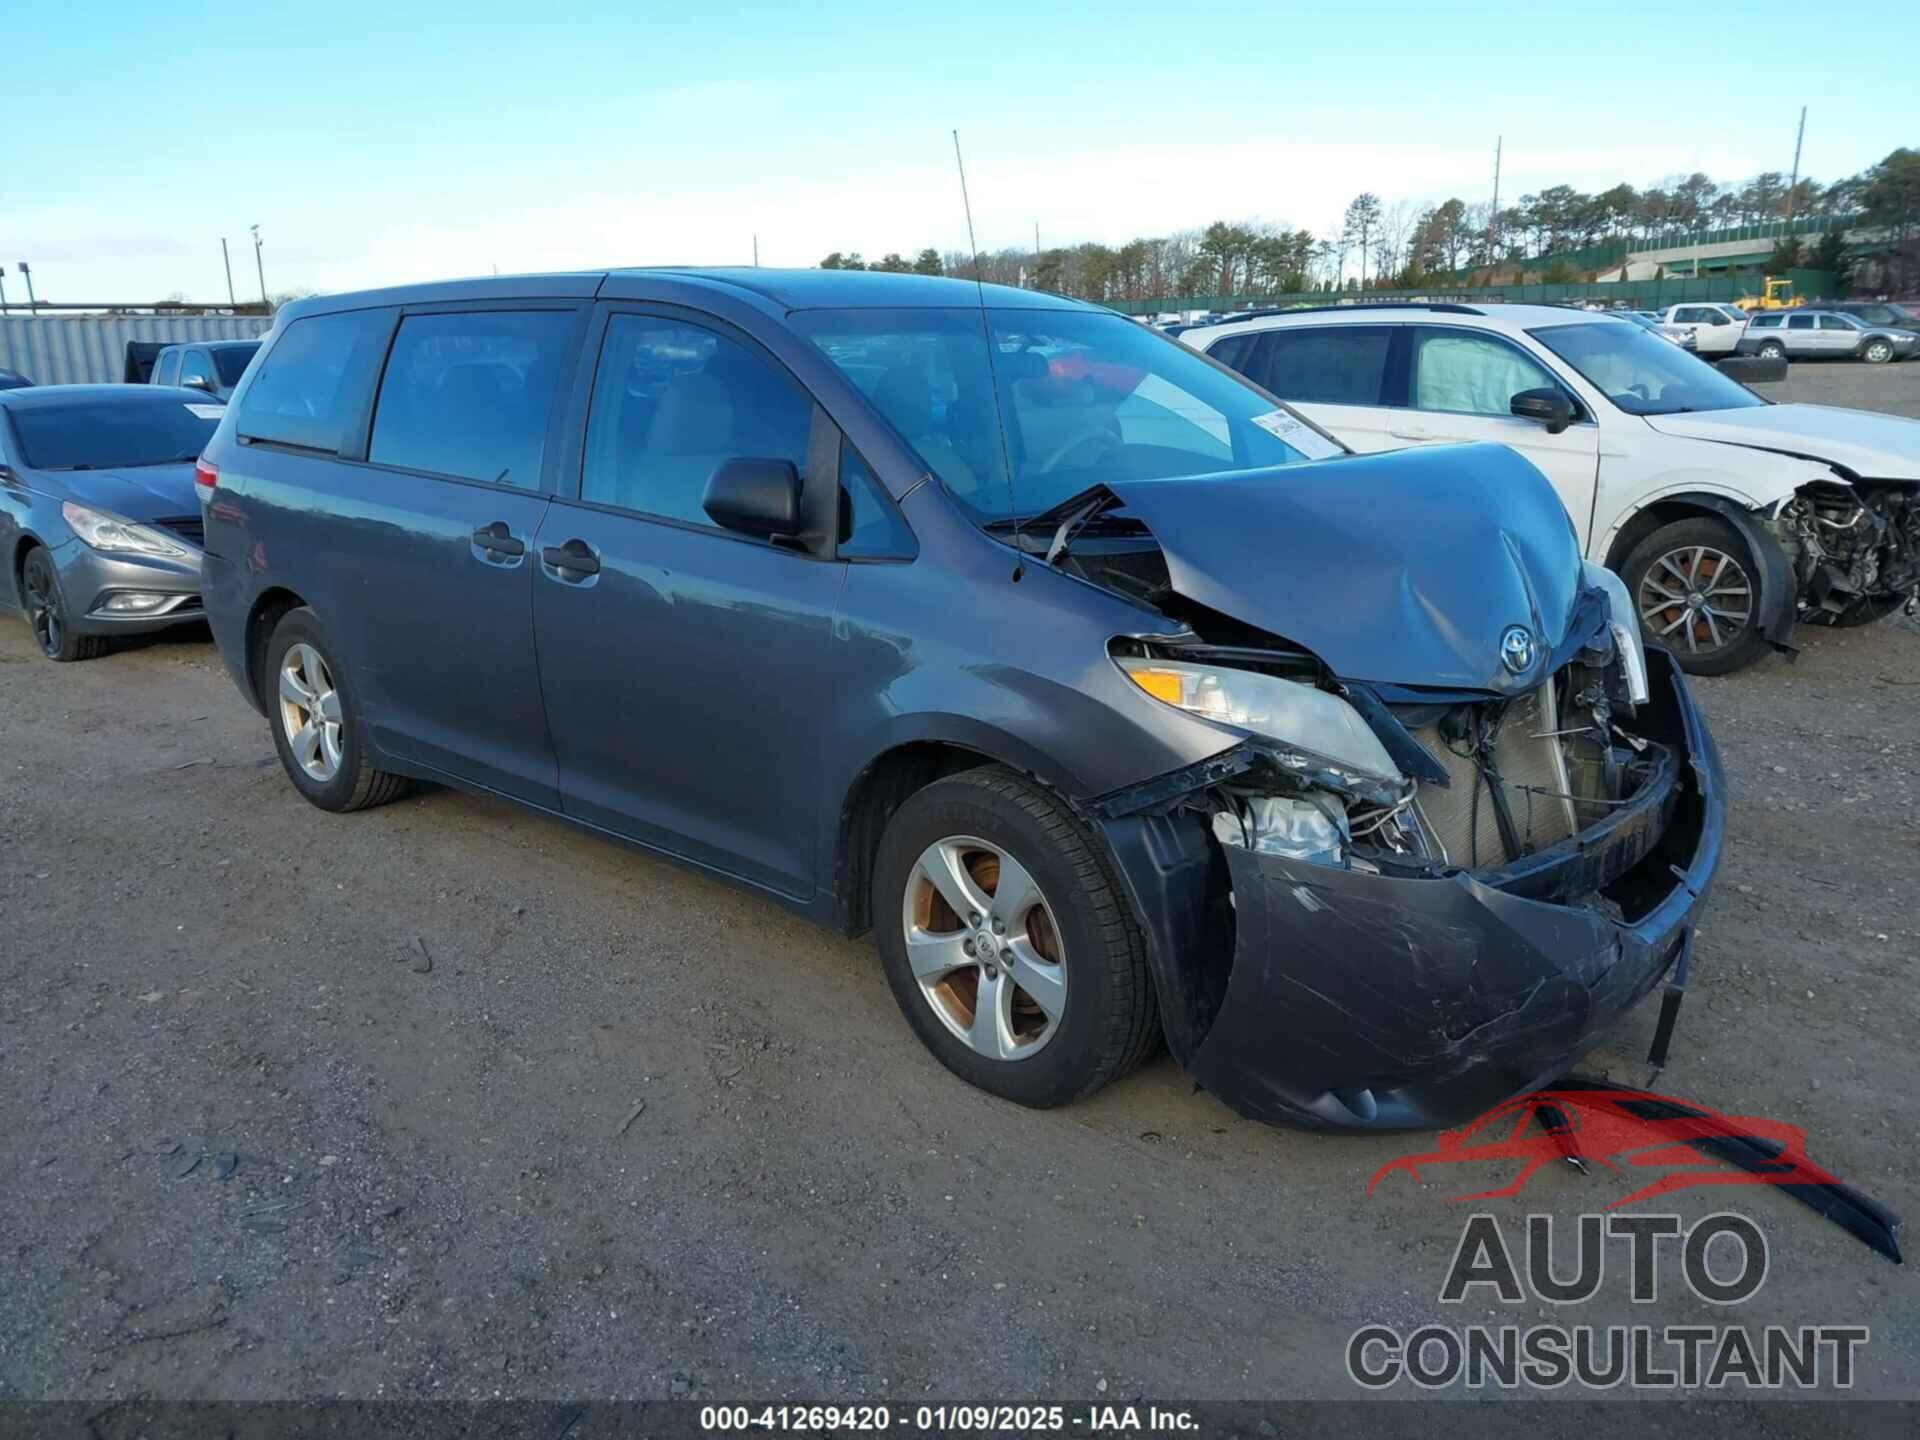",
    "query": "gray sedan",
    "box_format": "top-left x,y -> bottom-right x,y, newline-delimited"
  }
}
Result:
0,385 -> 218,661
